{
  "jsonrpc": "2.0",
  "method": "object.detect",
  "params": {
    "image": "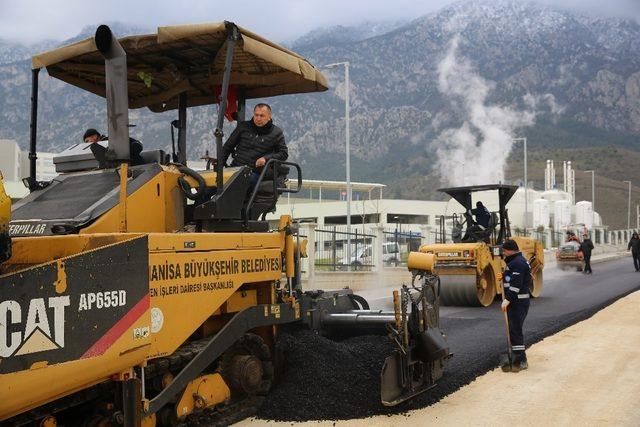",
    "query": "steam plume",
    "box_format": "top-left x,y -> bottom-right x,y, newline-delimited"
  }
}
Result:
434,36 -> 535,186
